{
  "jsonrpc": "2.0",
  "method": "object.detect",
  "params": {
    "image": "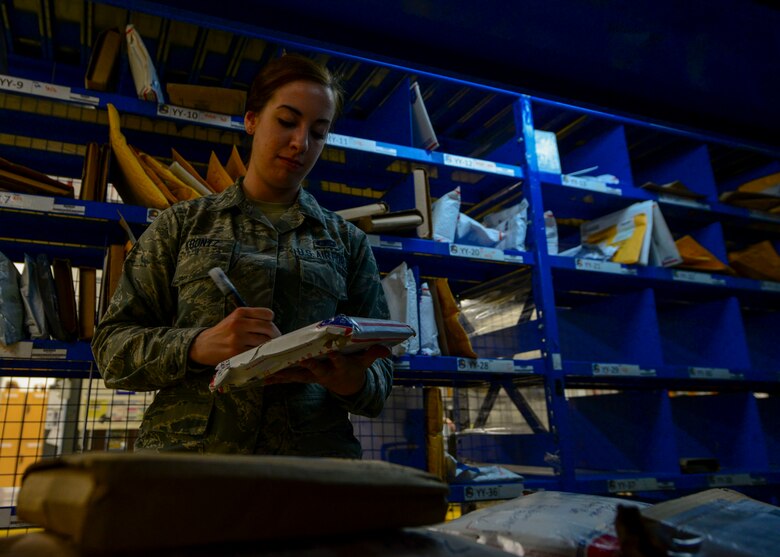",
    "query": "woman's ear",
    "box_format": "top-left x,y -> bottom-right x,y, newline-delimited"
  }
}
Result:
244,112 -> 256,135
